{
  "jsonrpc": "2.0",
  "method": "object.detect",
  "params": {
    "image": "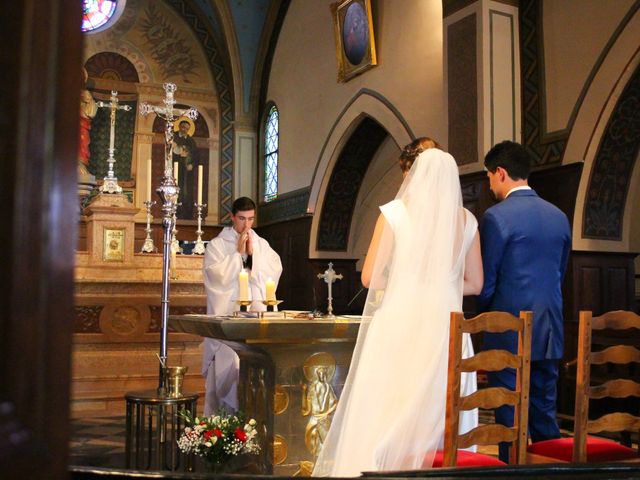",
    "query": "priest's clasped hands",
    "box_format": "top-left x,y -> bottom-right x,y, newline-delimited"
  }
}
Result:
237,227 -> 253,256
